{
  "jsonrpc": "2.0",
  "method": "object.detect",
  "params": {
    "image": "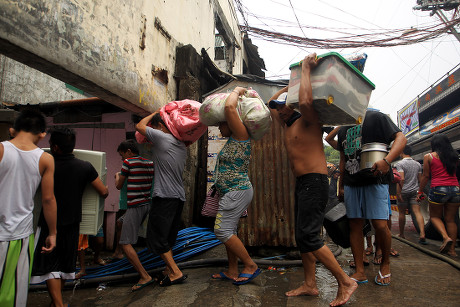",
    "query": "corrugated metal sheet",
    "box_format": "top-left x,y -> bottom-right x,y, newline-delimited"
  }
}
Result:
239,118 -> 297,247
204,80 -> 297,247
